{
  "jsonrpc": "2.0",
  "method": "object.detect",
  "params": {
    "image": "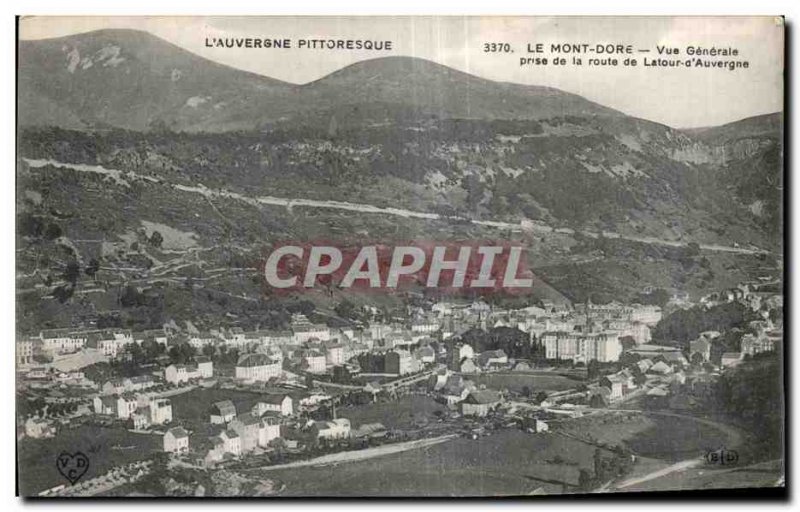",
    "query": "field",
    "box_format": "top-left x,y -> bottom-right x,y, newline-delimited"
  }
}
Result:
336,395 -> 446,430
465,372 -> 582,394
264,428 -> 604,496
17,424 -> 161,495
619,459 -> 784,493
625,415 -> 734,462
